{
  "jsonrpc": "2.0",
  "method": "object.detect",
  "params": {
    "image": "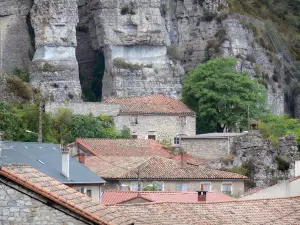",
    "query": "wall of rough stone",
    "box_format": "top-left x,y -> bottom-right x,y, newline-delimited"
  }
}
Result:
0,177 -> 90,224
181,137 -> 237,160
208,133 -> 299,188
45,102 -> 120,116
114,114 -> 196,142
